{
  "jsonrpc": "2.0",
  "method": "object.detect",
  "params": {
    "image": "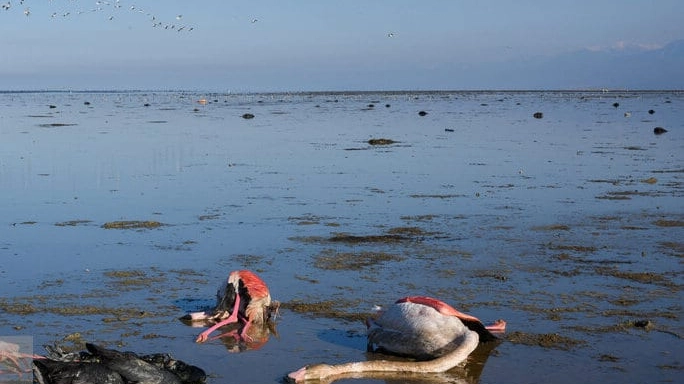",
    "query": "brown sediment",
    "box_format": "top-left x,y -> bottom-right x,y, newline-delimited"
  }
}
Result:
198,214 -> 221,221
597,190 -> 667,200
409,194 -> 467,199
102,220 -> 164,229
55,220 -> 93,226
328,233 -> 409,243
232,254 -> 270,269
654,219 -> 684,227
38,123 -> 77,127
104,270 -> 166,288
314,249 -> 404,270
505,331 -> 586,350
532,224 -> 571,231
659,241 -> 684,257
0,299 -> 158,318
400,214 -> 439,222
386,226 -> 432,236
549,245 -> 597,253
596,194 -> 631,200
282,299 -> 370,323
594,266 -> 676,287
